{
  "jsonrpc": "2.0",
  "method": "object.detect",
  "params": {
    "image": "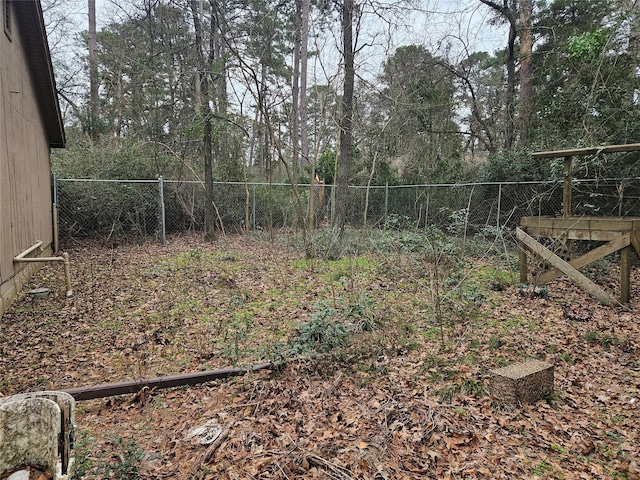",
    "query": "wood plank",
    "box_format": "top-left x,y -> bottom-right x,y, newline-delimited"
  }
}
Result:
521,216 -> 640,231
532,143 -> 640,159
537,234 -> 630,284
59,363 -> 272,401
563,156 -> 572,216
524,227 -> 624,242
630,231 -> 640,256
519,231 -> 529,284
620,245 -> 632,304
516,228 -> 619,305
